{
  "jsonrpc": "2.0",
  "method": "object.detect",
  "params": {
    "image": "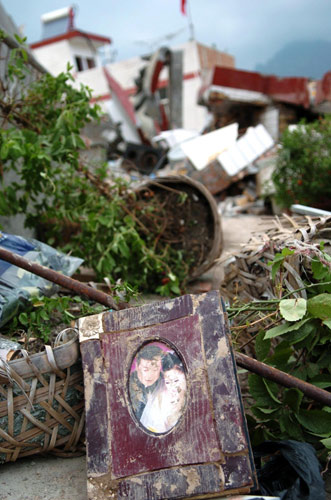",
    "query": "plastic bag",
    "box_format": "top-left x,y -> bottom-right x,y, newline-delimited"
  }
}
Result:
0,232 -> 83,328
254,440 -> 325,500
